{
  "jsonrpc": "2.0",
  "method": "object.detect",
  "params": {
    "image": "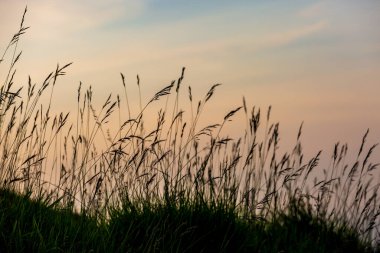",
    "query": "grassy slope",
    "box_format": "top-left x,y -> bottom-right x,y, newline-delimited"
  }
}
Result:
0,188 -> 373,253
0,189 -> 102,252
